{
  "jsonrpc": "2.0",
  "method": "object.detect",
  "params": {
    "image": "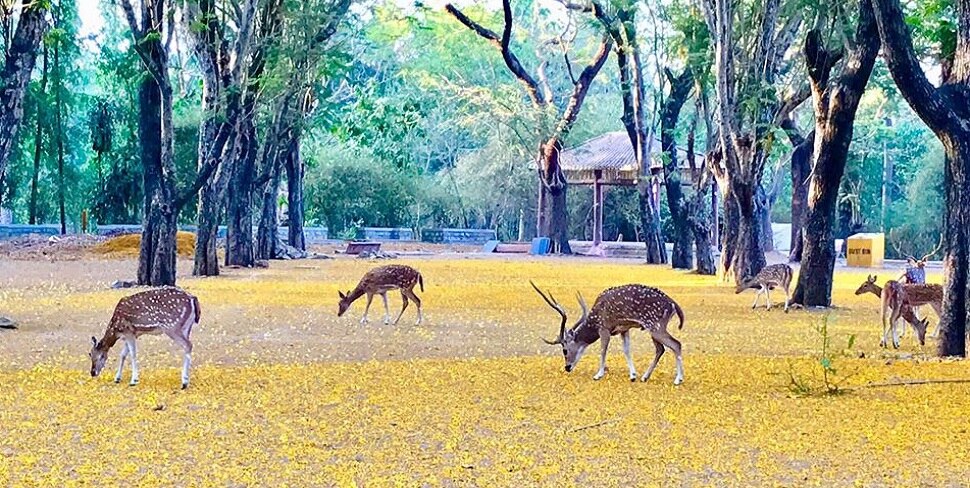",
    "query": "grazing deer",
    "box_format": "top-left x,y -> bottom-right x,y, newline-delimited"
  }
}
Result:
855,275 -> 929,346
735,264 -> 794,312
881,281 -> 944,347
531,281 -> 686,384
338,264 -> 424,325
889,230 -> 943,285
88,287 -> 201,389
